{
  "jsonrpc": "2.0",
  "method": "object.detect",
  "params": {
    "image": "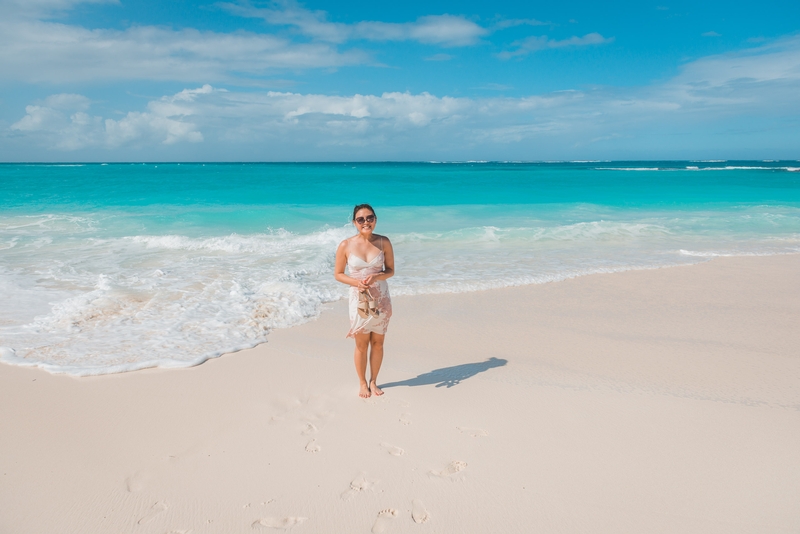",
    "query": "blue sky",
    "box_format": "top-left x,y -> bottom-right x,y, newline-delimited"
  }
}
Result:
1,0 -> 799,161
